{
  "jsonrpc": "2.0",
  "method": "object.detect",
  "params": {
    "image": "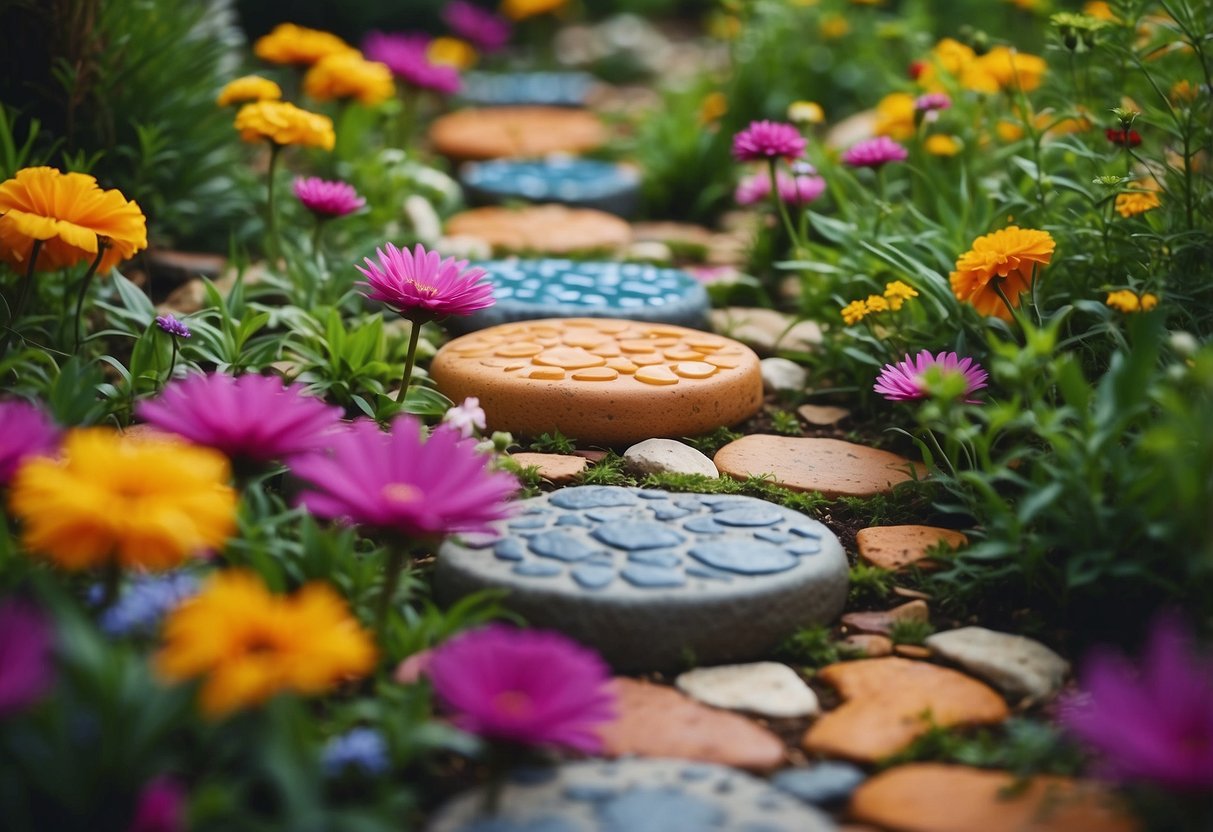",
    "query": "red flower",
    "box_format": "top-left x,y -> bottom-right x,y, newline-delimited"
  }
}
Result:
1105,128 -> 1142,148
